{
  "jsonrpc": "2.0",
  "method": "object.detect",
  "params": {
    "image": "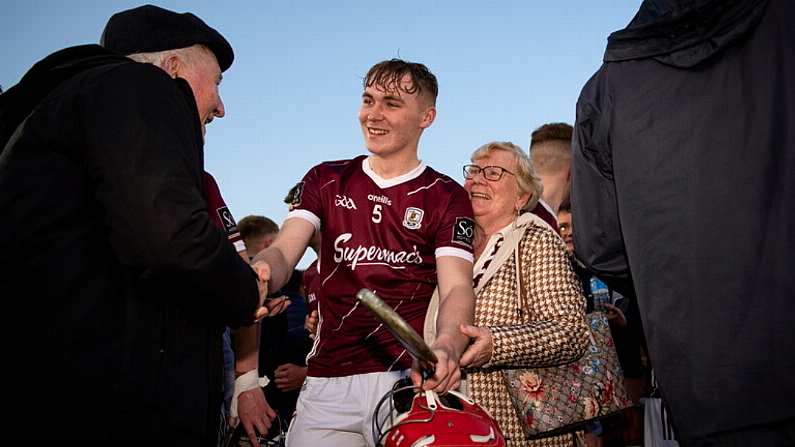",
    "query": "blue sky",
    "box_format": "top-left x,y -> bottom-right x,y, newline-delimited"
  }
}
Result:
2,0 -> 640,267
